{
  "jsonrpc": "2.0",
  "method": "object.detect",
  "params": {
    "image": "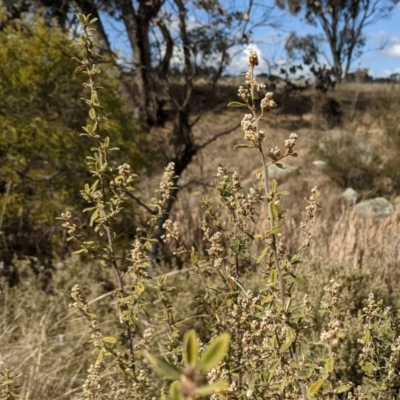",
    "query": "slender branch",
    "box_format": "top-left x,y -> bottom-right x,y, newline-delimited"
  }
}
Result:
126,191 -> 158,215
248,63 -> 285,304
81,21 -> 136,378
197,123 -> 241,151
